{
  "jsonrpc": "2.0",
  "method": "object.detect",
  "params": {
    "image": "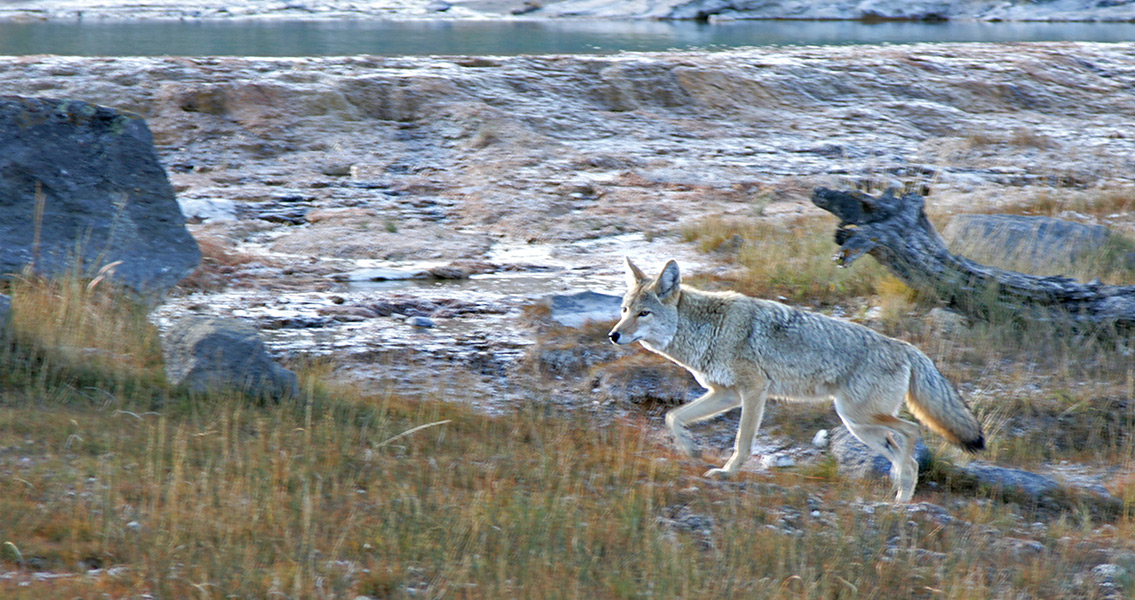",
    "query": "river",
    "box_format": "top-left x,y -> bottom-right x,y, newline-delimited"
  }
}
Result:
0,19 -> 1131,56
